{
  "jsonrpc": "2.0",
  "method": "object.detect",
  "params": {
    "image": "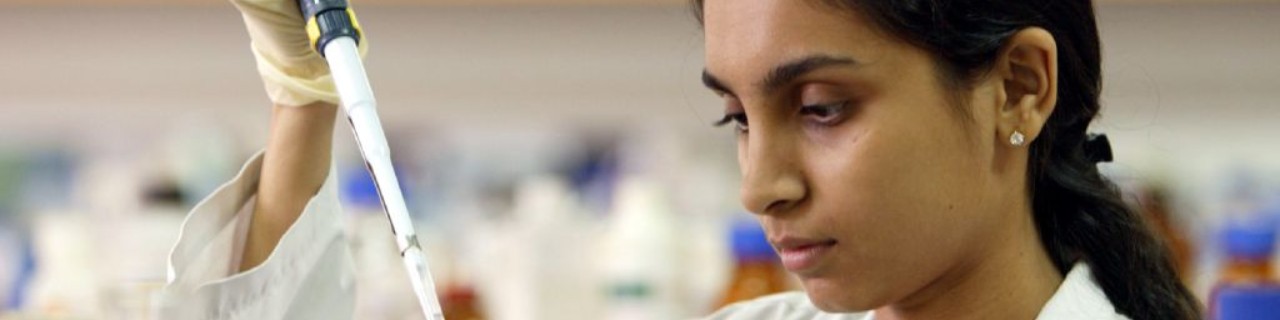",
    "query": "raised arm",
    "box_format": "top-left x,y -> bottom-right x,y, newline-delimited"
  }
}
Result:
240,102 -> 337,271
229,0 -> 362,270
